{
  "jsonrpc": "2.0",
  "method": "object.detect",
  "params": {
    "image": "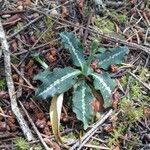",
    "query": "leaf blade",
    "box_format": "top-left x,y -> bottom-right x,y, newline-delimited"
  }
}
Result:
50,94 -> 64,144
35,67 -> 81,99
73,80 -> 94,130
91,72 -> 116,107
60,32 -> 86,70
96,46 -> 129,69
